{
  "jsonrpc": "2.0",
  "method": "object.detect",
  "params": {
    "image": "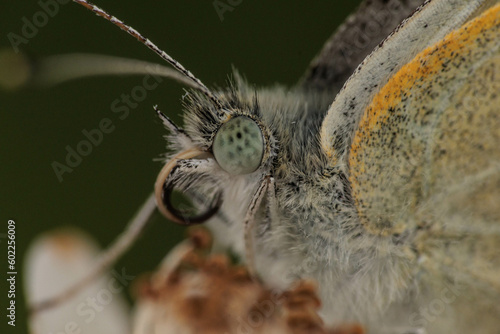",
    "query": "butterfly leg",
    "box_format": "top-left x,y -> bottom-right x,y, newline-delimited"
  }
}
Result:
244,175 -> 272,278
29,193 -> 157,315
